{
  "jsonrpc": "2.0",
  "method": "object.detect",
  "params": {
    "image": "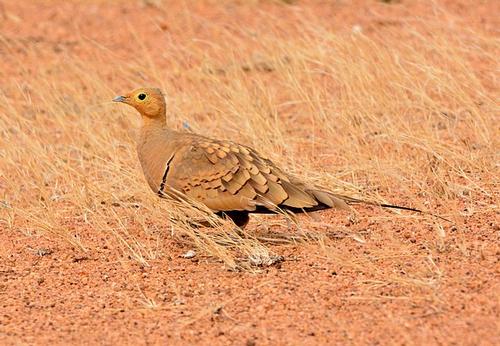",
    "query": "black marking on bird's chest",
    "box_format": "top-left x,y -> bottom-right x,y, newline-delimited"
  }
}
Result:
158,154 -> 176,197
